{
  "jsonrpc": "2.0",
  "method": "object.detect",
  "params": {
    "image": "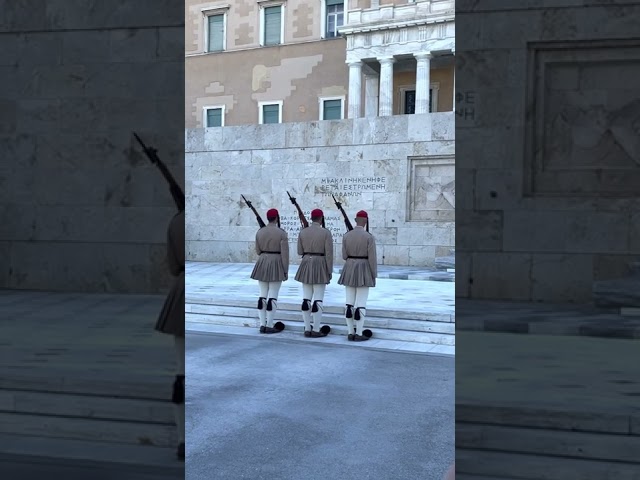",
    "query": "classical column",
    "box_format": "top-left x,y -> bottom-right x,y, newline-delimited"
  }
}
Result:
348,61 -> 363,119
364,74 -> 379,117
378,56 -> 395,117
414,52 -> 431,114
452,49 -> 455,112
